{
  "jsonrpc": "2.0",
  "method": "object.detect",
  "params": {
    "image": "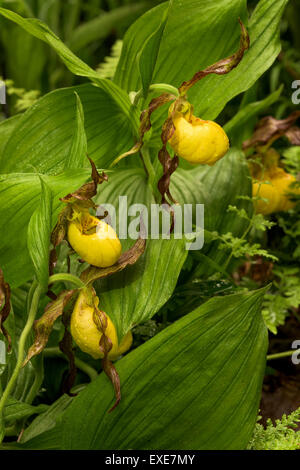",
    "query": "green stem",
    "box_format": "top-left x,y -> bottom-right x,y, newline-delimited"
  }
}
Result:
0,284 -> 42,443
25,353 -> 44,405
140,147 -> 162,202
267,349 -> 300,361
48,273 -> 85,289
43,347 -> 98,382
132,83 -> 179,106
141,147 -> 156,186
